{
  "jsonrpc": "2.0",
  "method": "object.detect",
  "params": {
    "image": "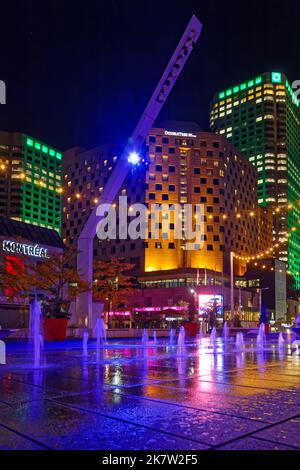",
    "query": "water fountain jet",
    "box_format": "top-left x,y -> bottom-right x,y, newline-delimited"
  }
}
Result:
235,332 -> 244,351
177,326 -> 185,355
153,331 -> 157,344
30,297 -> 43,368
223,321 -> 229,342
82,331 -> 89,357
142,328 -> 148,346
93,318 -> 106,363
257,323 -> 265,350
278,332 -> 285,351
210,327 -> 217,343
169,328 -> 175,345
